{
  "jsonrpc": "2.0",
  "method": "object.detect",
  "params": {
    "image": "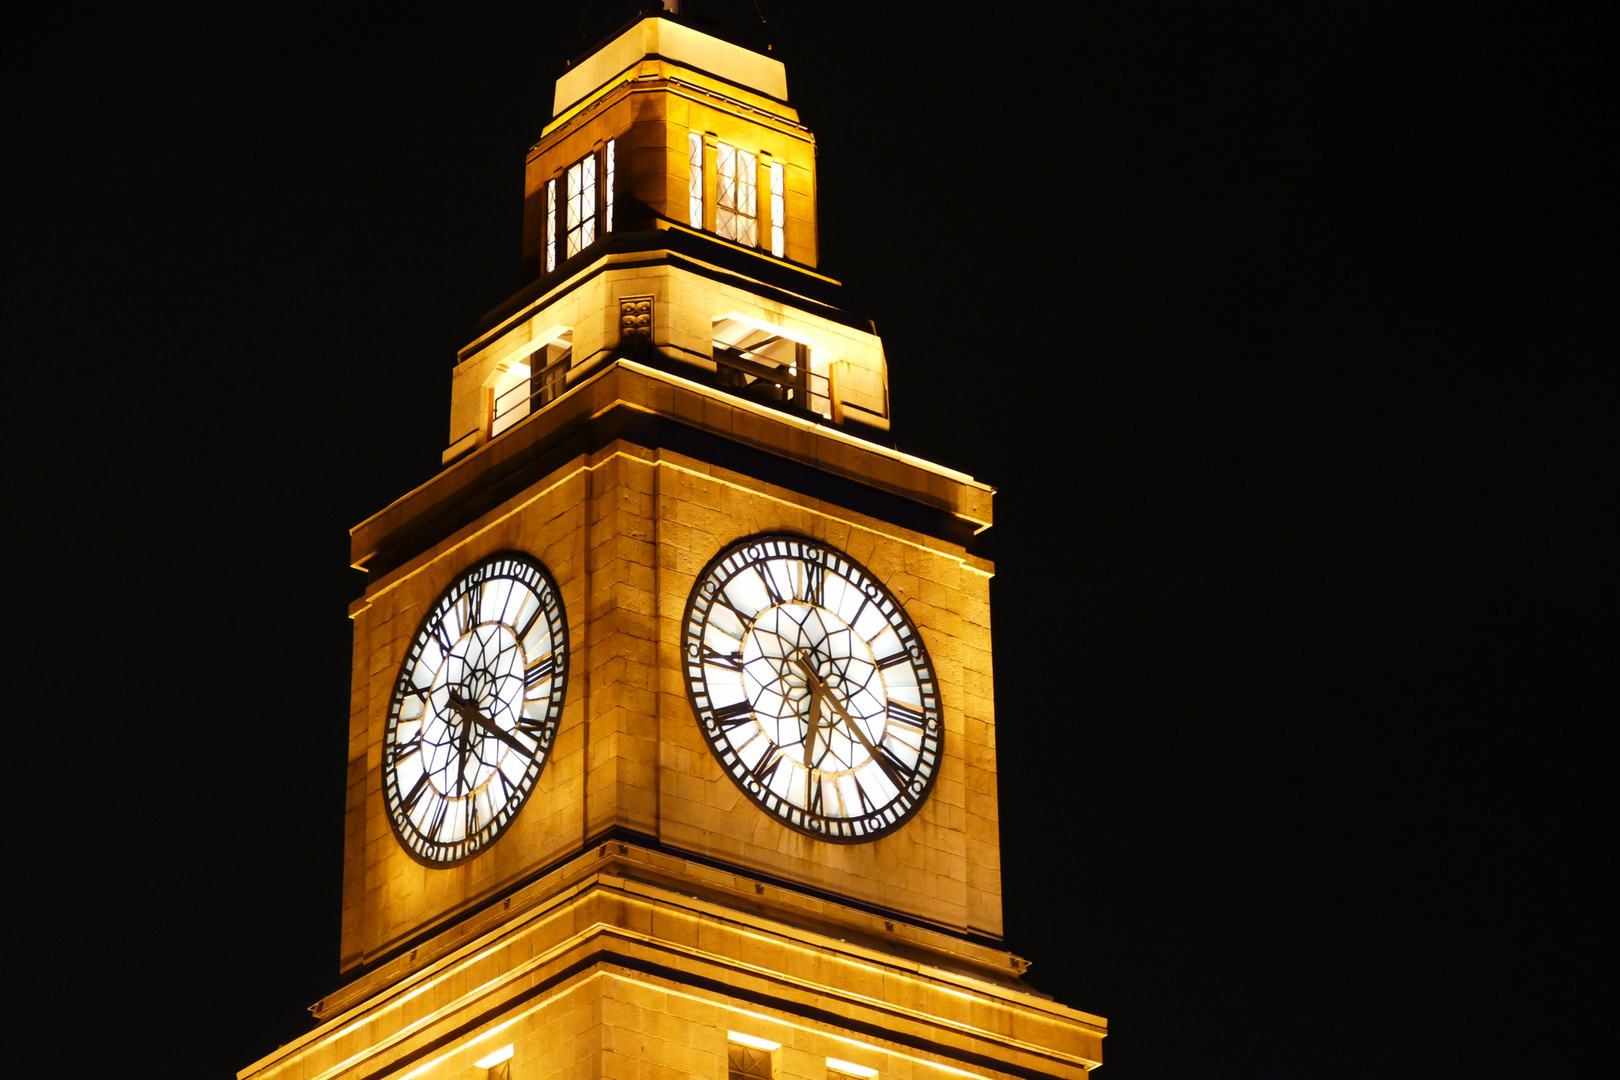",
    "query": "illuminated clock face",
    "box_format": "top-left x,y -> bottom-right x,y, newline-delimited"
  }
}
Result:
383,552 -> 568,866
682,535 -> 942,842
